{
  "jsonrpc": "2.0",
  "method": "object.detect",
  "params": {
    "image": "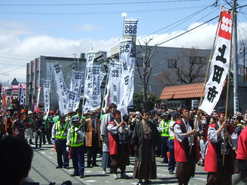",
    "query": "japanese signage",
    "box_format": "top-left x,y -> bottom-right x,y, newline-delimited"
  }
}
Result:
53,63 -> 68,115
199,10 -> 232,115
43,79 -> 51,114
